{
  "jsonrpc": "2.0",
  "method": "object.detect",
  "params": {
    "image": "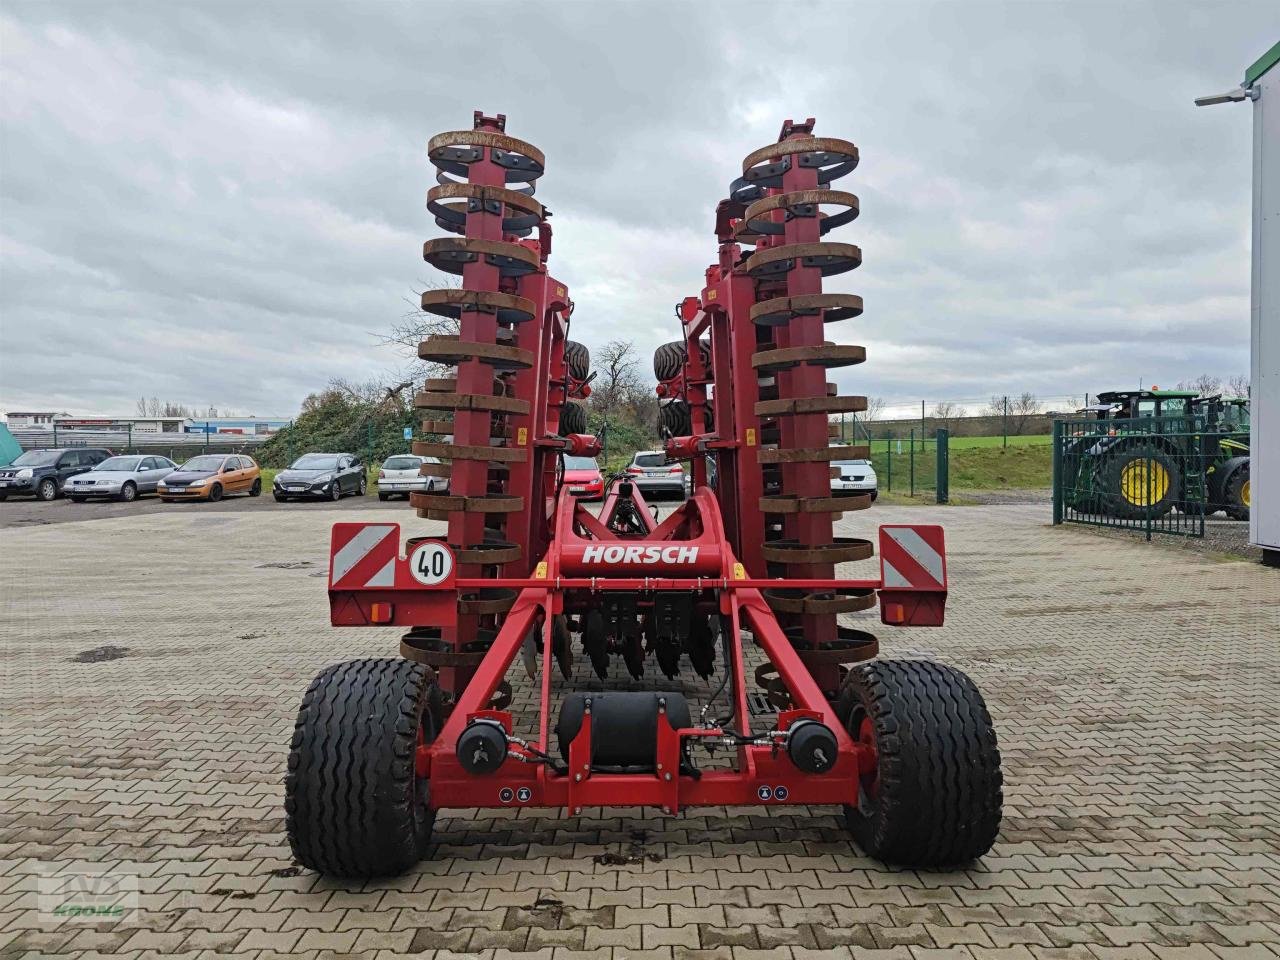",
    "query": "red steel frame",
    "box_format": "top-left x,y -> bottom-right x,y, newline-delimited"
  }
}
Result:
326,495 -> 946,811
324,112 -> 947,814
